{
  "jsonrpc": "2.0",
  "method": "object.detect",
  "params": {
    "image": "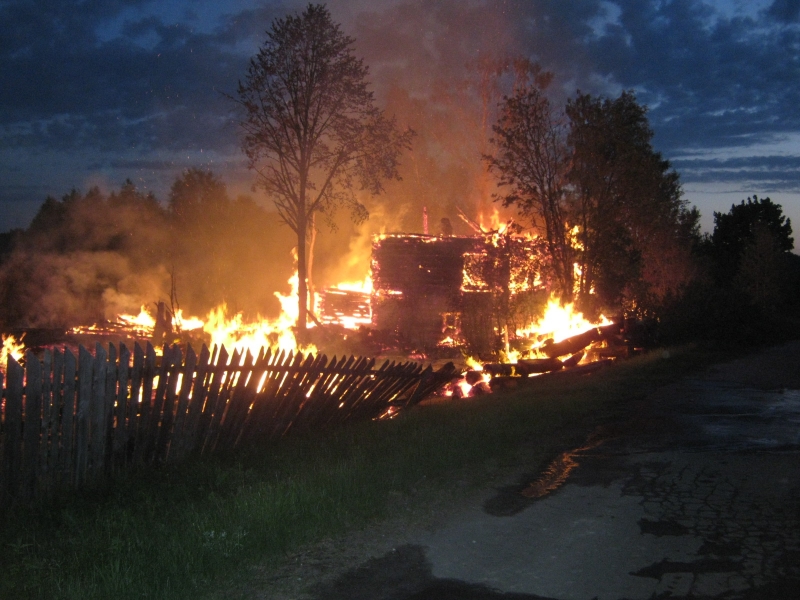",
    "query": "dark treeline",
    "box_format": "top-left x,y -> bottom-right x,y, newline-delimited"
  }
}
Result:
0,170 -> 295,329
660,195 -> 800,345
